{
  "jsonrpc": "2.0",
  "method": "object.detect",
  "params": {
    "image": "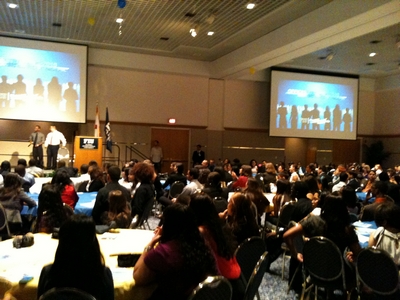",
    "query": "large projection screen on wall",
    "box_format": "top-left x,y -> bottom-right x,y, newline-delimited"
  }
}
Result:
0,36 -> 87,123
269,69 -> 359,140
